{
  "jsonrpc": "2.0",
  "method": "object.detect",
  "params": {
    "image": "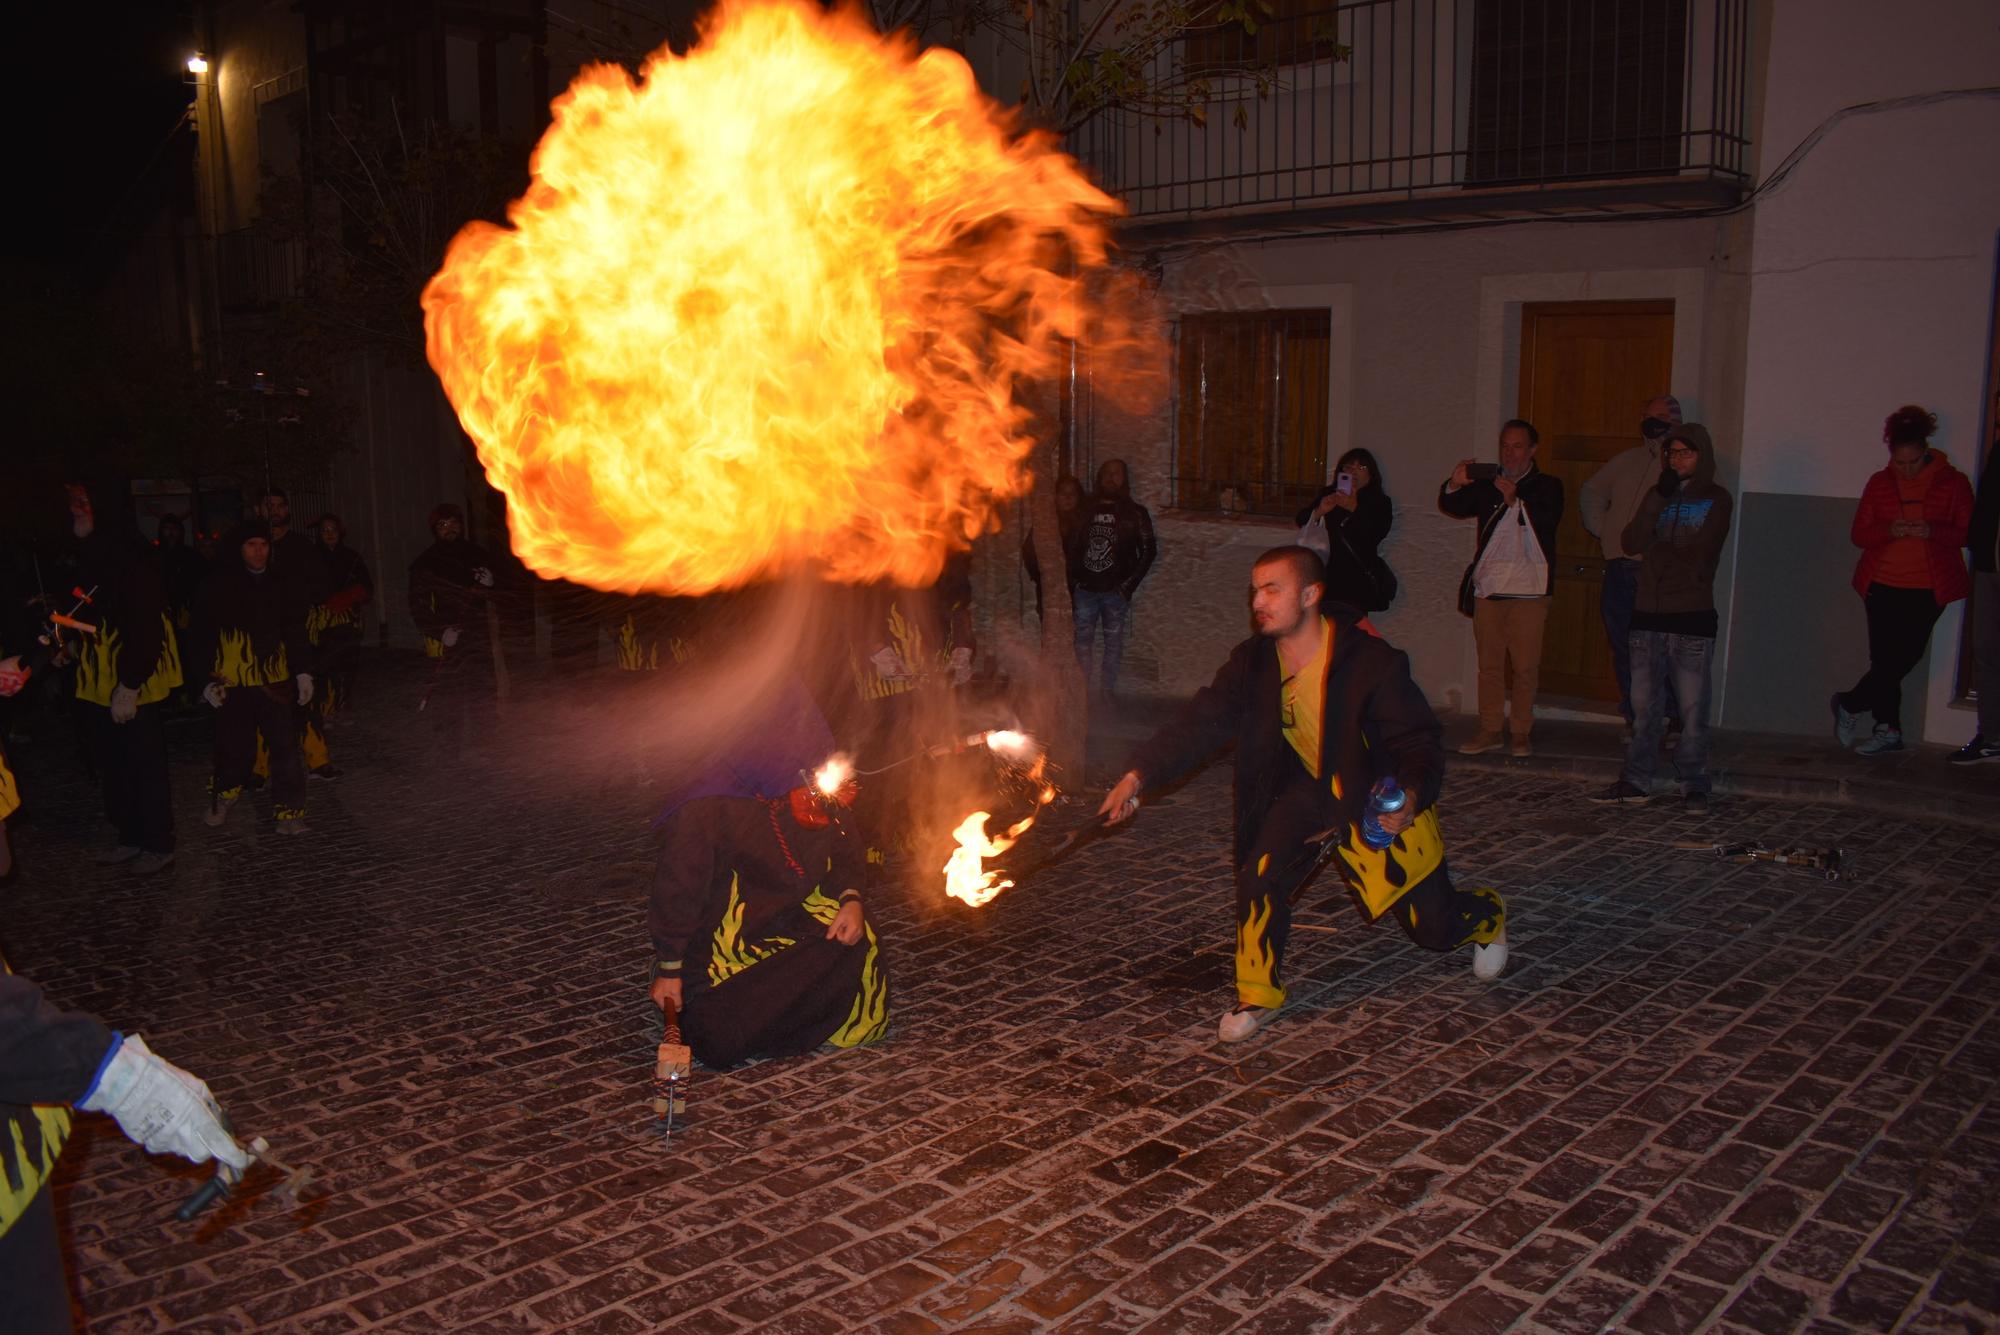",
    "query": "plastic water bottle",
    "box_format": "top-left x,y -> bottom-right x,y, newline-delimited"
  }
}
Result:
1360,776 -> 1407,850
